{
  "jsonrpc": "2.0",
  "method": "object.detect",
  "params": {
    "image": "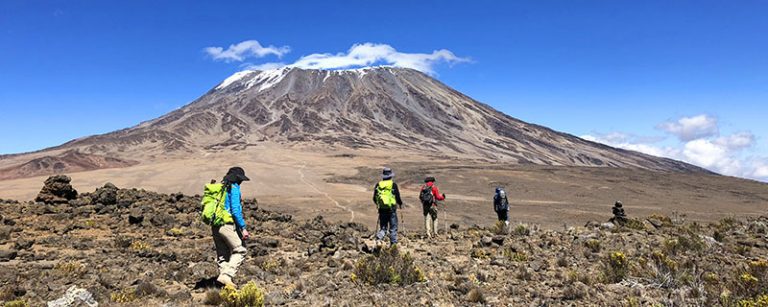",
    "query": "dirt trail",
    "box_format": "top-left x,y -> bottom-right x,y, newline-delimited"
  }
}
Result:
297,162 -> 356,223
